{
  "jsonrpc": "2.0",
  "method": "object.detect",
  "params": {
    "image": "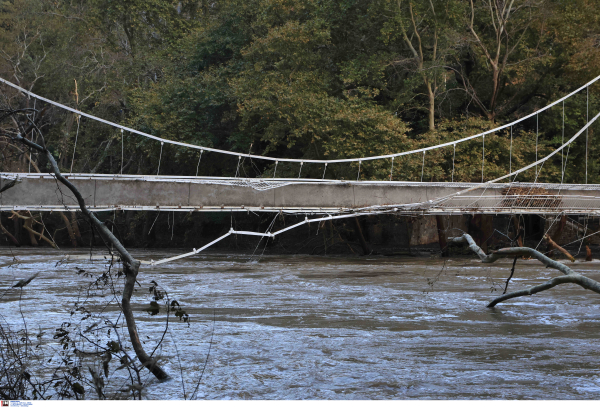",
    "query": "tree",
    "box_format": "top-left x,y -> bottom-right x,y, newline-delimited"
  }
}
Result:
1,106 -> 168,381
382,0 -> 461,131
1,0 -> 599,183
461,0 -> 552,122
